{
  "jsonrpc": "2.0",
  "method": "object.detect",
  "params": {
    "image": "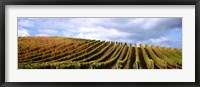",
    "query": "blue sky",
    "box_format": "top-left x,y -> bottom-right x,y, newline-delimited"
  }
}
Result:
18,18 -> 182,48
